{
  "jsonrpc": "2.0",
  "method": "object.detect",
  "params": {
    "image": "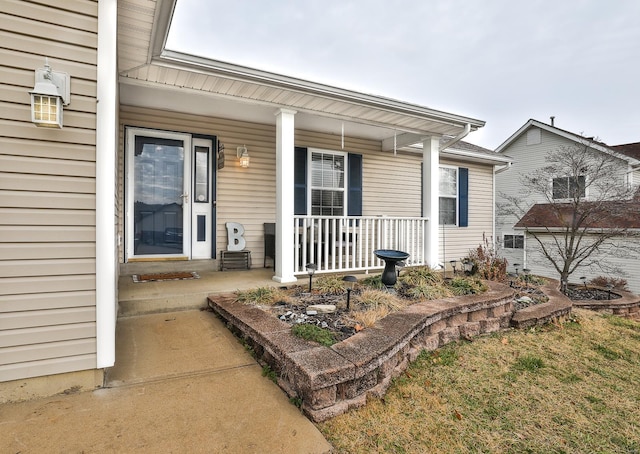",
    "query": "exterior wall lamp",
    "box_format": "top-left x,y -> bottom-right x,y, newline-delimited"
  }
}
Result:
30,59 -> 70,128
237,145 -> 250,168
